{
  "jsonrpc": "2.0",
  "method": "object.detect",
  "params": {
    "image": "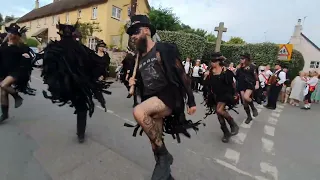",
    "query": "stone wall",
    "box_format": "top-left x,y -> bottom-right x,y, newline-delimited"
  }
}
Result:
107,51 -> 126,66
